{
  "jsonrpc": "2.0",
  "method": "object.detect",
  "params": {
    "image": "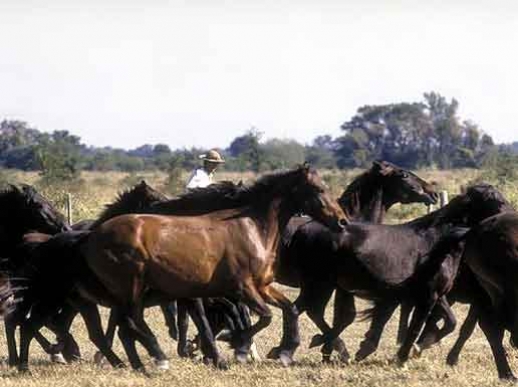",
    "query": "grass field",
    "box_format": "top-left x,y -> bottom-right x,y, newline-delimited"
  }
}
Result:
0,167 -> 517,386
0,291 -> 515,387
